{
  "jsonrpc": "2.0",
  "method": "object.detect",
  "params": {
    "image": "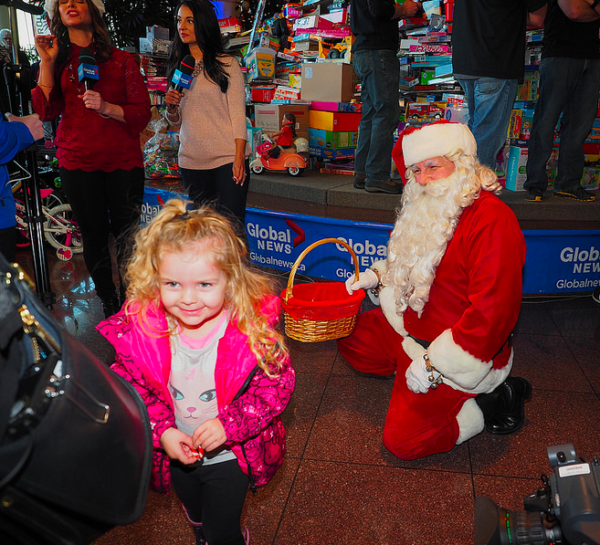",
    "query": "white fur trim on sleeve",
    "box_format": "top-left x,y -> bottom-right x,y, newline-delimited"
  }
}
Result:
455,398 -> 484,444
427,329 -> 509,392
